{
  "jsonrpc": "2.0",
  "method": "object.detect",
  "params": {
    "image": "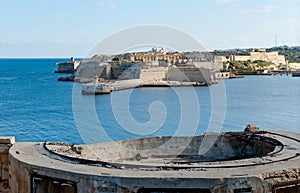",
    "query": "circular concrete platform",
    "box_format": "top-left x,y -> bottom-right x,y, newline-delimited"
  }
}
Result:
44,131 -> 288,169
9,130 -> 300,193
